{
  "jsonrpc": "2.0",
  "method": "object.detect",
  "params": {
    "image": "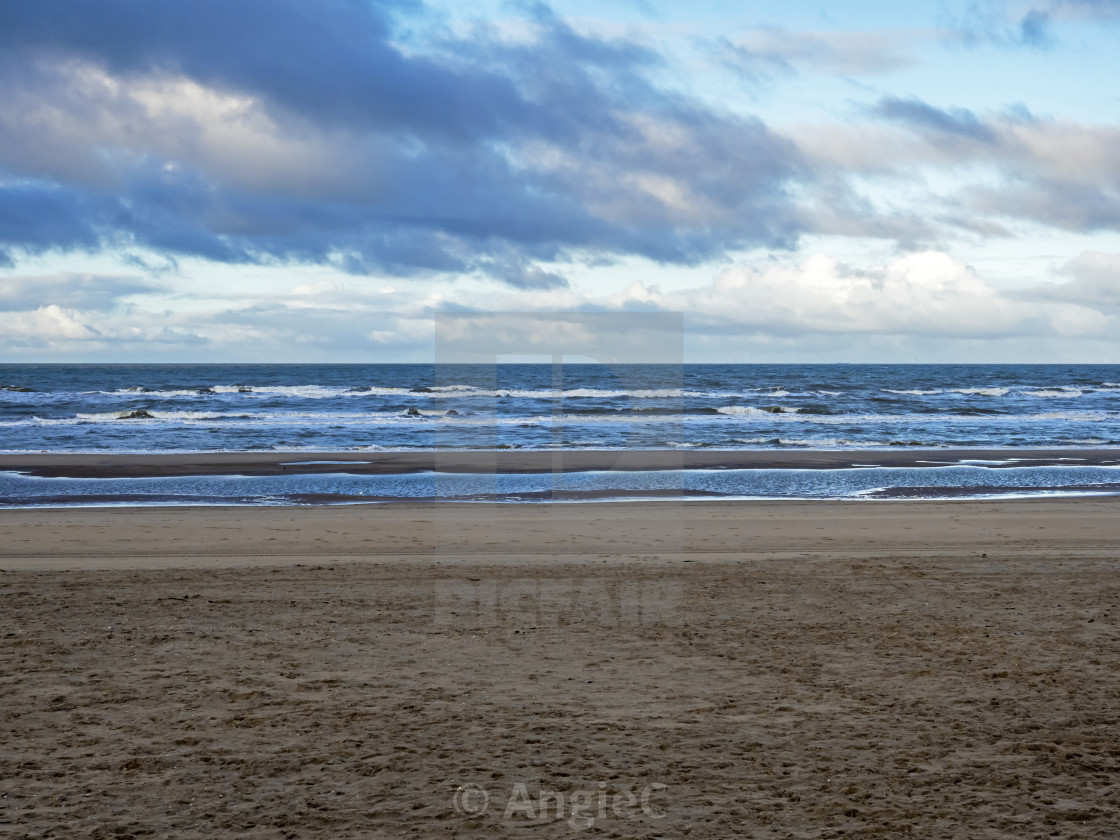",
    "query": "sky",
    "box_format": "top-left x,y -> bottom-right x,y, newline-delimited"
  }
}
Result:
2,0 -> 1120,363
